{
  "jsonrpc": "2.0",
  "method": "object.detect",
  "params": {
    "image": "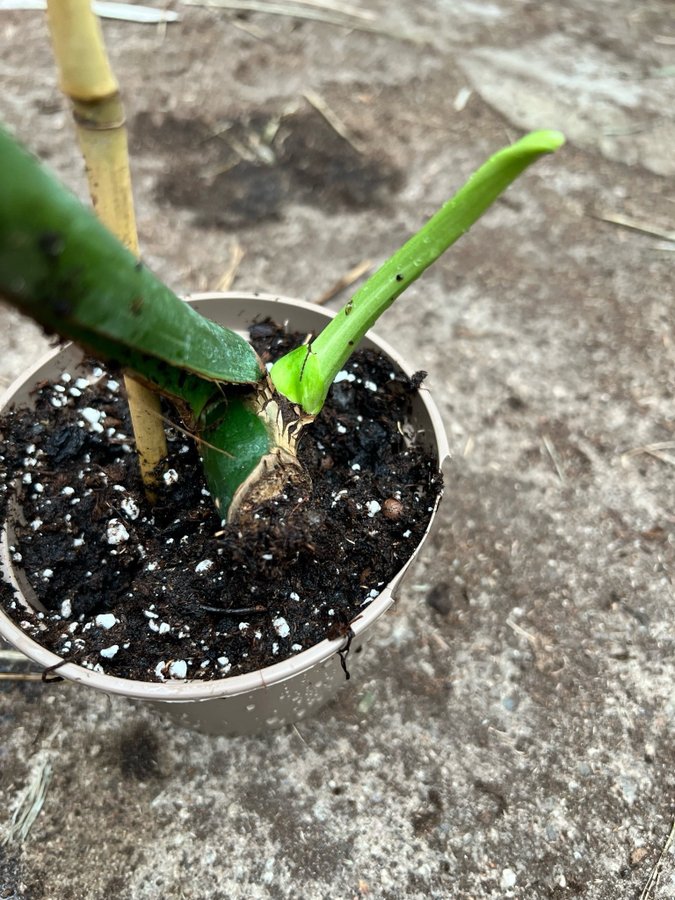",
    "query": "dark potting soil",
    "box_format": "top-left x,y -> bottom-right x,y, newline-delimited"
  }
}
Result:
0,322 -> 442,682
